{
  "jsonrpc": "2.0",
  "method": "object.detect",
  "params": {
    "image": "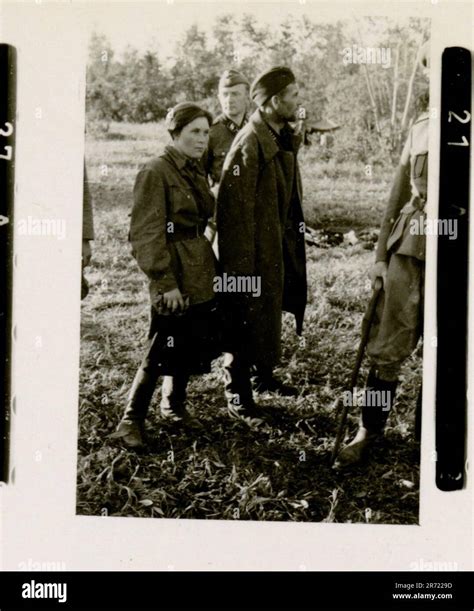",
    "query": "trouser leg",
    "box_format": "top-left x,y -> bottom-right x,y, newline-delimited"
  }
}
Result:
367,254 -> 424,378
366,253 -> 424,428
335,254 -> 423,468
